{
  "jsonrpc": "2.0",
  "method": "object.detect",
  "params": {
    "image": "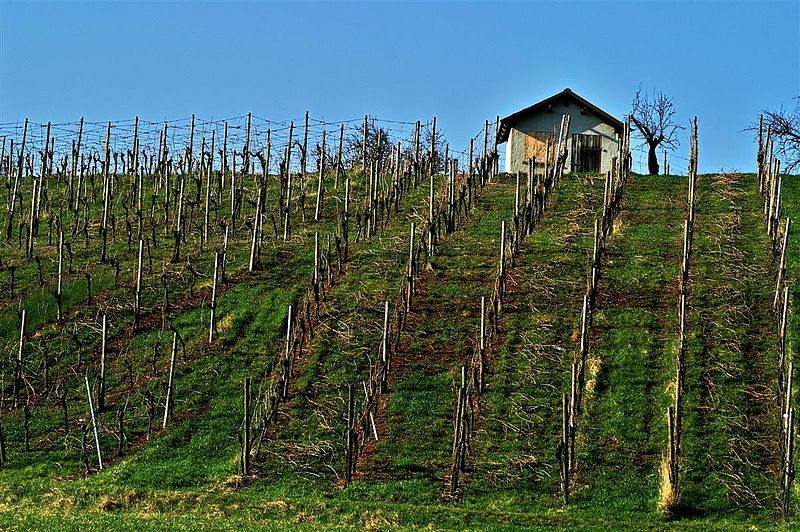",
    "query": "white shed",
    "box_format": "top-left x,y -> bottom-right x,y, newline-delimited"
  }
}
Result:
496,88 -> 623,175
